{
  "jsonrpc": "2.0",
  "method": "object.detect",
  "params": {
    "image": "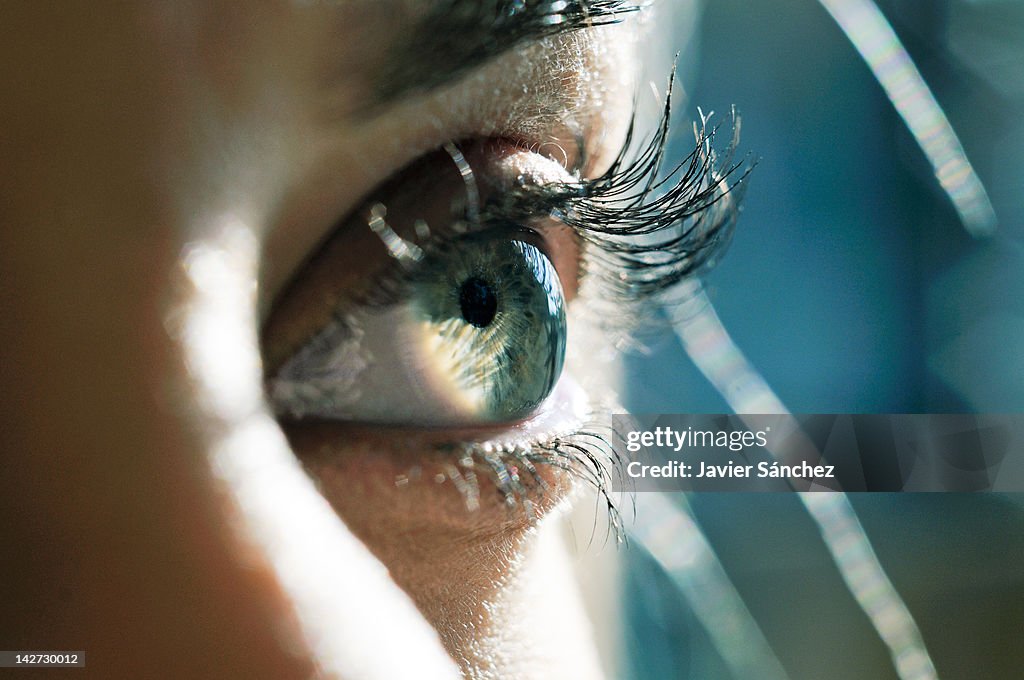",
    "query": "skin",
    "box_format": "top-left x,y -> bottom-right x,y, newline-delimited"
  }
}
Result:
0,2 -> 640,678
